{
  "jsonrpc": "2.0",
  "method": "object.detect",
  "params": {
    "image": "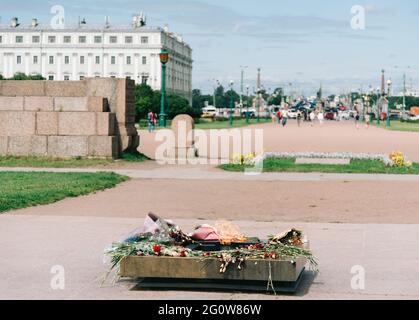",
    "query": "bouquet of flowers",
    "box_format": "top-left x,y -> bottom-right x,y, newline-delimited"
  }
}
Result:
104,214 -> 318,279
388,151 -> 412,168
